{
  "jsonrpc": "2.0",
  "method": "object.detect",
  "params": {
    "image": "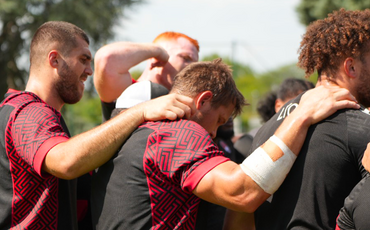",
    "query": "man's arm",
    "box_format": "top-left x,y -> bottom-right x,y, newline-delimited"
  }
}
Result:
43,94 -> 194,180
194,85 -> 359,213
362,143 -> 370,172
93,42 -> 169,102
